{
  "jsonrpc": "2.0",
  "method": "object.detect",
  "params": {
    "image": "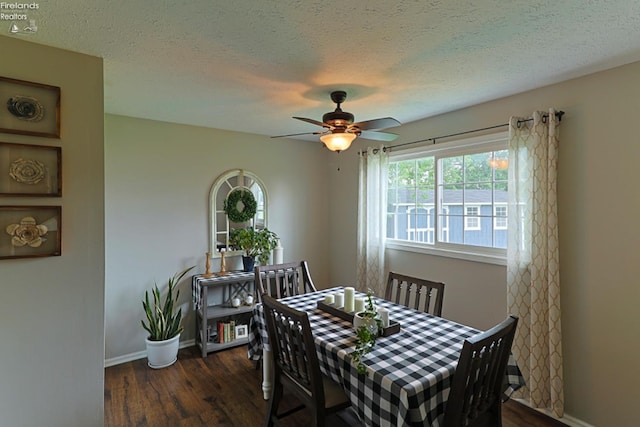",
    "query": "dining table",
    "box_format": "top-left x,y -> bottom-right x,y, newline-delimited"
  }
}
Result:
248,286 -> 525,427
